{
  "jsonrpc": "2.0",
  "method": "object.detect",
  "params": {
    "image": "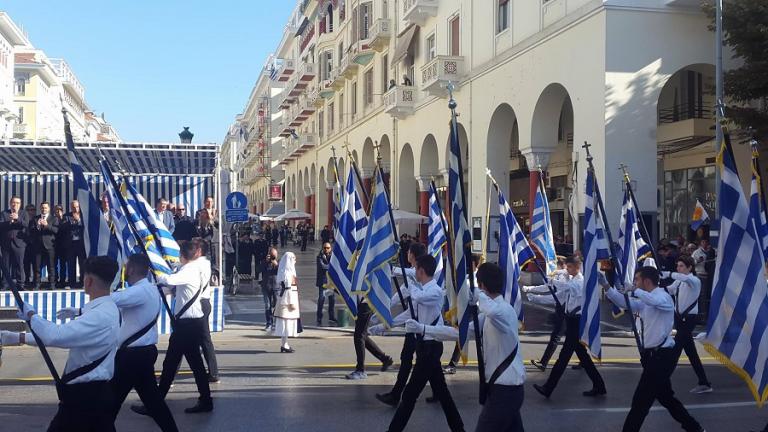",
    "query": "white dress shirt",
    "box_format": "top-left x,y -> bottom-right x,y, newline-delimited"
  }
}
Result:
528,272 -> 583,314
421,292 -> 525,386
26,295 -> 120,384
158,259 -> 206,319
665,272 -> 701,315
111,278 -> 161,348
525,269 -> 568,307
397,278 -> 444,340
606,287 -> 675,349
198,257 -> 213,300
